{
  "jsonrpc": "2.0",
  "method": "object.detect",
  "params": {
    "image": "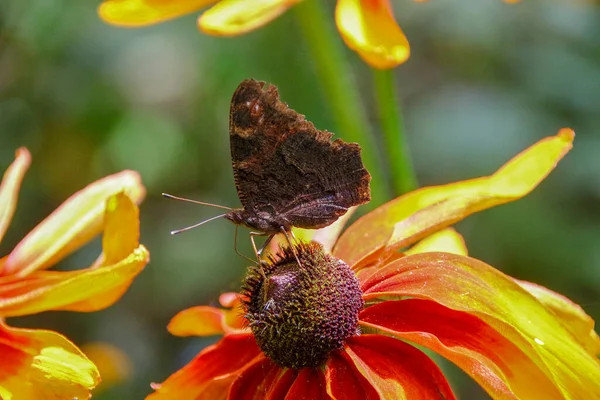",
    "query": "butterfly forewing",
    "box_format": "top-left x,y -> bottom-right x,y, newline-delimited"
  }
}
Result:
228,79 -> 371,233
